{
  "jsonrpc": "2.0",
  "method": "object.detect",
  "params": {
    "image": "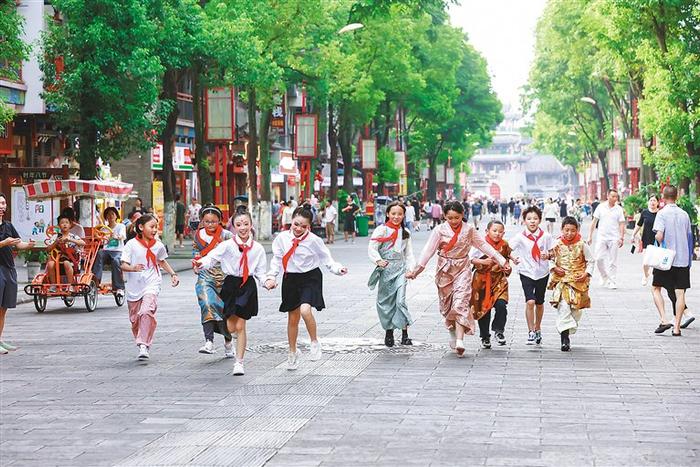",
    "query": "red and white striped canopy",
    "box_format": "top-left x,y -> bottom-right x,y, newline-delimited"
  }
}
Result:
23,180 -> 133,200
